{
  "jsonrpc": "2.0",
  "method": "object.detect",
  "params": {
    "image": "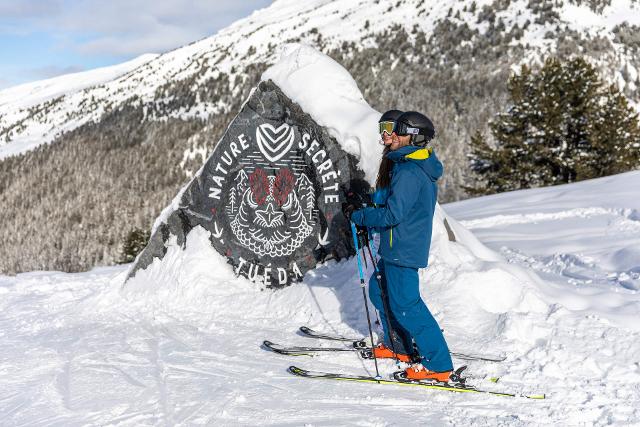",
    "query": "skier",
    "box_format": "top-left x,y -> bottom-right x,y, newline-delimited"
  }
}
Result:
343,110 -> 454,382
